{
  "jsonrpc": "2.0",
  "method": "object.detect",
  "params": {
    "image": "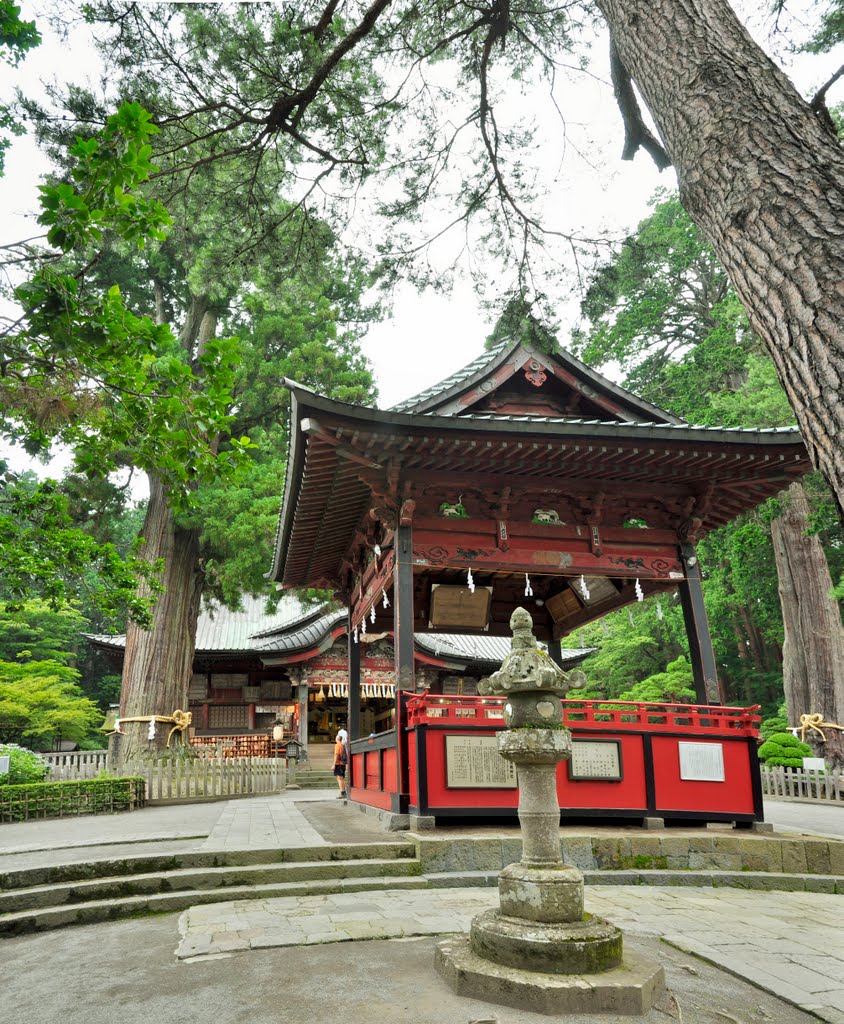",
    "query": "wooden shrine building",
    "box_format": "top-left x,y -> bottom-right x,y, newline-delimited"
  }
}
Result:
89,595 -> 593,757
269,338 -> 811,822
